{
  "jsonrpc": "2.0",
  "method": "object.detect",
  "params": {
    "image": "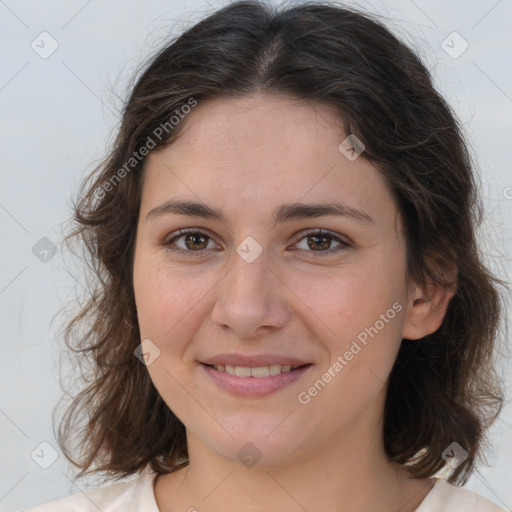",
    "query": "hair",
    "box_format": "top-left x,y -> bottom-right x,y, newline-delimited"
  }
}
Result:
55,0 -> 506,486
